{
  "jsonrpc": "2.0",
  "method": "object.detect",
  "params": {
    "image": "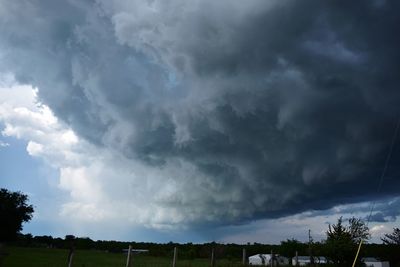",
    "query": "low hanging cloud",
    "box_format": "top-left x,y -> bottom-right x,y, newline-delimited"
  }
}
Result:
1,0 -> 400,229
